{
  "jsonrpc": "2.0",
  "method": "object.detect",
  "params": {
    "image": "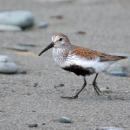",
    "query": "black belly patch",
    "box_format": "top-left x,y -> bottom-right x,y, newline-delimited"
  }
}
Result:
63,65 -> 95,76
